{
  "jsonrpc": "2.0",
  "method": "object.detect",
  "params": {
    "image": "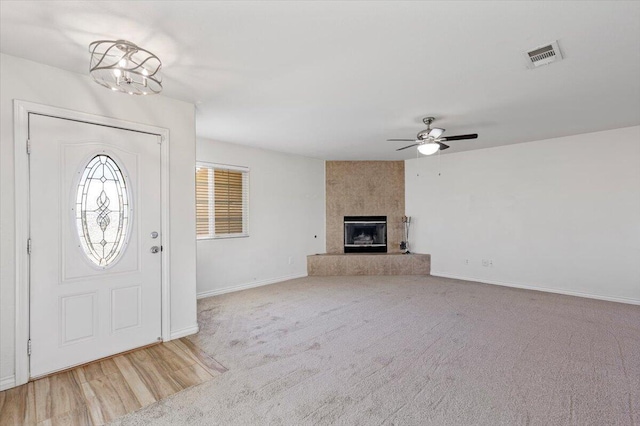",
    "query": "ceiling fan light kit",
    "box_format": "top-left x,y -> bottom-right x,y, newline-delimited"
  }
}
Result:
388,116 -> 478,155
417,143 -> 440,156
89,40 -> 163,95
